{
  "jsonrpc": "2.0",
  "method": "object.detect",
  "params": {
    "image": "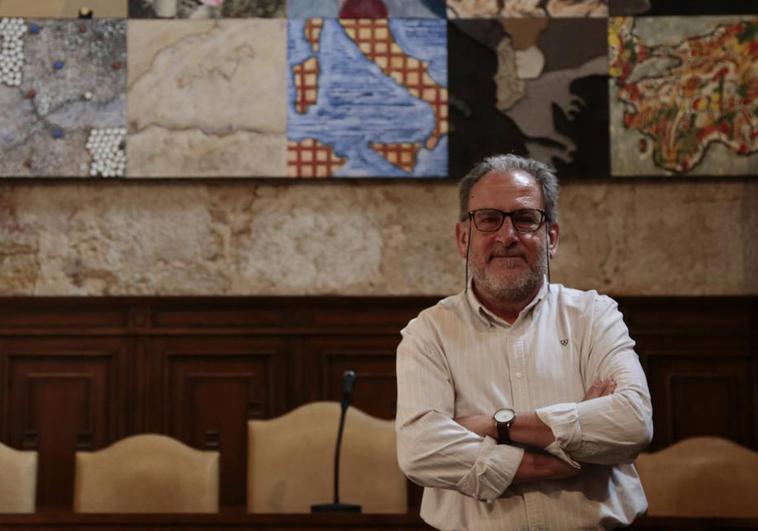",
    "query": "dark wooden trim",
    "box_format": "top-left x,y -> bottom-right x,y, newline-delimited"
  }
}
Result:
0,511 -> 755,530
